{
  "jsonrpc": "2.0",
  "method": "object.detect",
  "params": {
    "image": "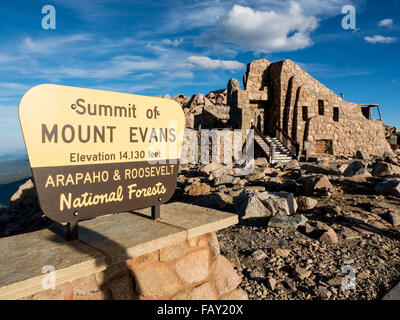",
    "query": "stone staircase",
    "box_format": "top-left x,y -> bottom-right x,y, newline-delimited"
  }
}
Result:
254,135 -> 295,164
